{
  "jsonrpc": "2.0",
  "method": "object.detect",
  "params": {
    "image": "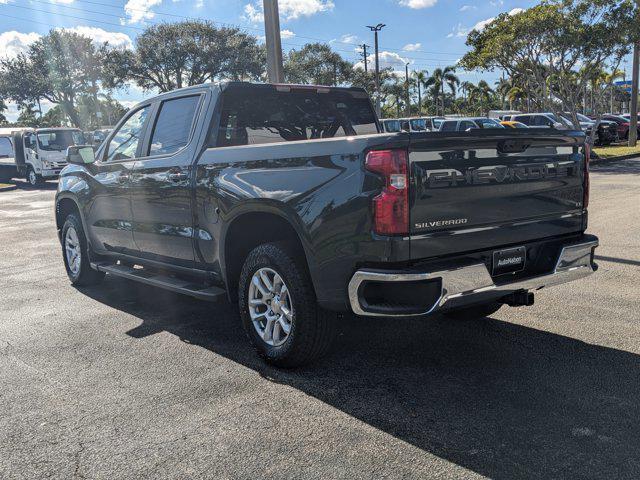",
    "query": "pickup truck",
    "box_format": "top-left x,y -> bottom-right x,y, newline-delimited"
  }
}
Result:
55,82 -> 599,367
